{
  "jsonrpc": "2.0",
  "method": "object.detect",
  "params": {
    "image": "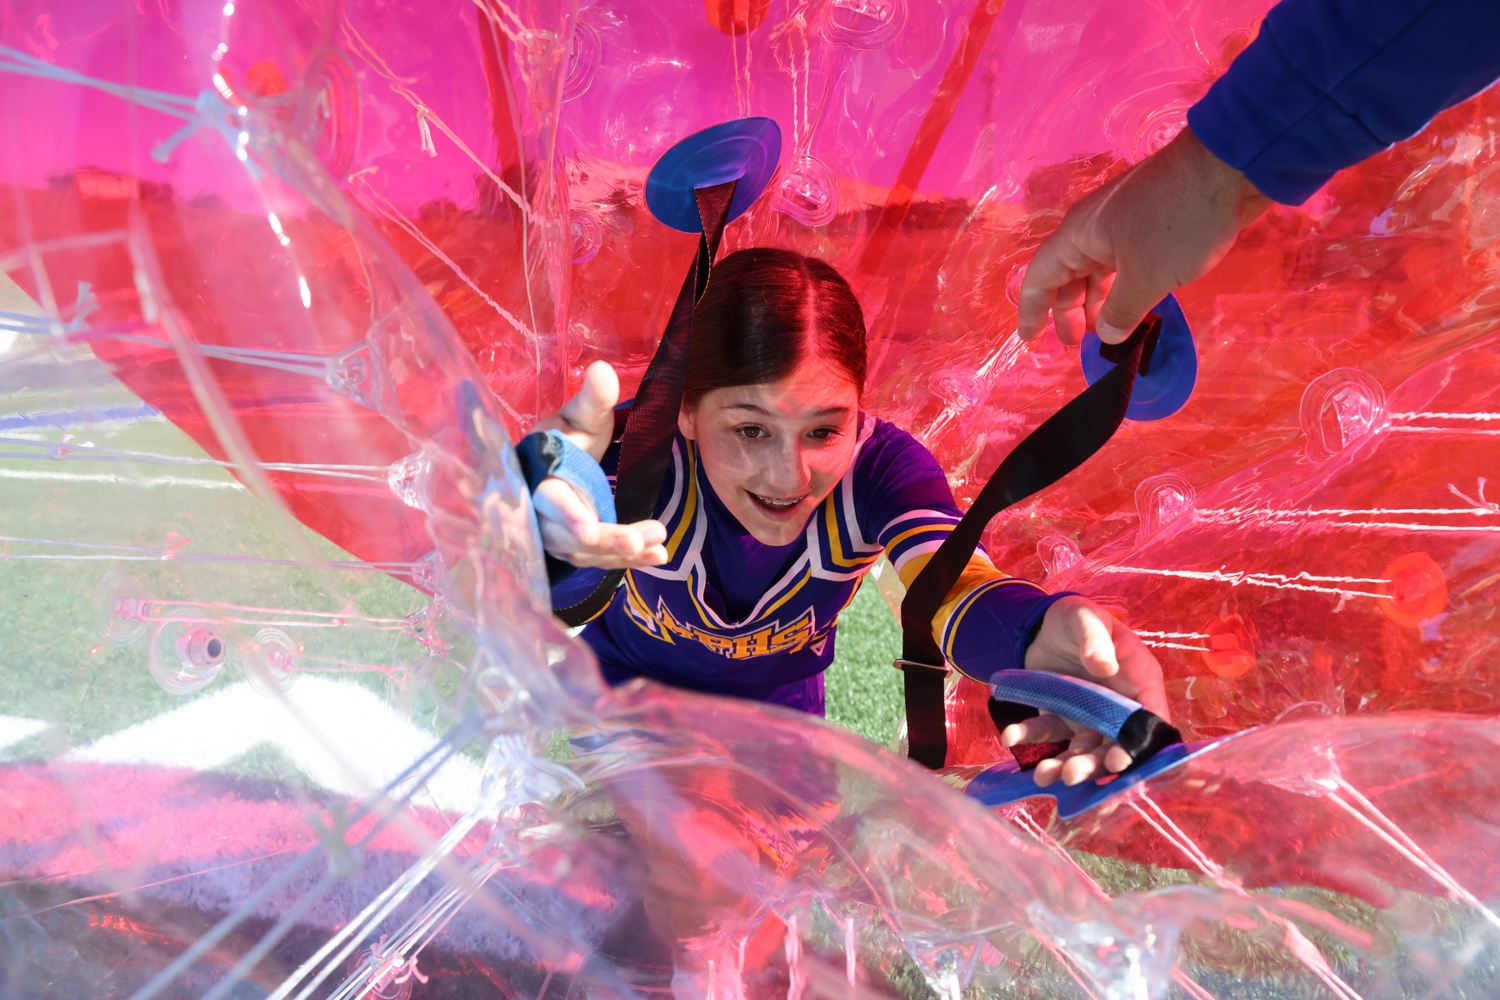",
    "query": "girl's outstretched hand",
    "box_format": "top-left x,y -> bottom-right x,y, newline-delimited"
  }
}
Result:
530,361 -> 668,571
1007,595 -> 1170,787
